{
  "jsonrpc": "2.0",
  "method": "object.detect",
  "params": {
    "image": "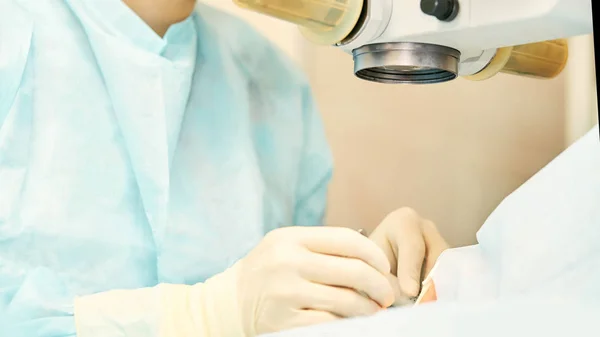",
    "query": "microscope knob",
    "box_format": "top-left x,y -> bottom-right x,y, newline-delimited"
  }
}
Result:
420,0 -> 459,22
